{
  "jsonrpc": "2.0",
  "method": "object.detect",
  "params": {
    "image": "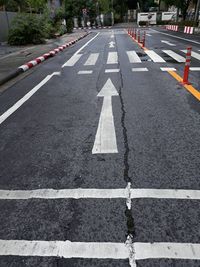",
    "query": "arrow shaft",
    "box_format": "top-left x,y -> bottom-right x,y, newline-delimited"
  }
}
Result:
92,96 -> 118,154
